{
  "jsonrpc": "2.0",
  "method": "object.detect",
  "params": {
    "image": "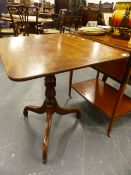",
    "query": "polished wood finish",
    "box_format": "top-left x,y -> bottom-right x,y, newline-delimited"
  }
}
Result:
72,63 -> 131,136
0,34 -> 129,163
77,33 -> 131,52
70,33 -> 131,136
72,79 -> 131,118
92,58 -> 129,83
0,34 -> 128,81
68,33 -> 131,97
78,33 -> 131,84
